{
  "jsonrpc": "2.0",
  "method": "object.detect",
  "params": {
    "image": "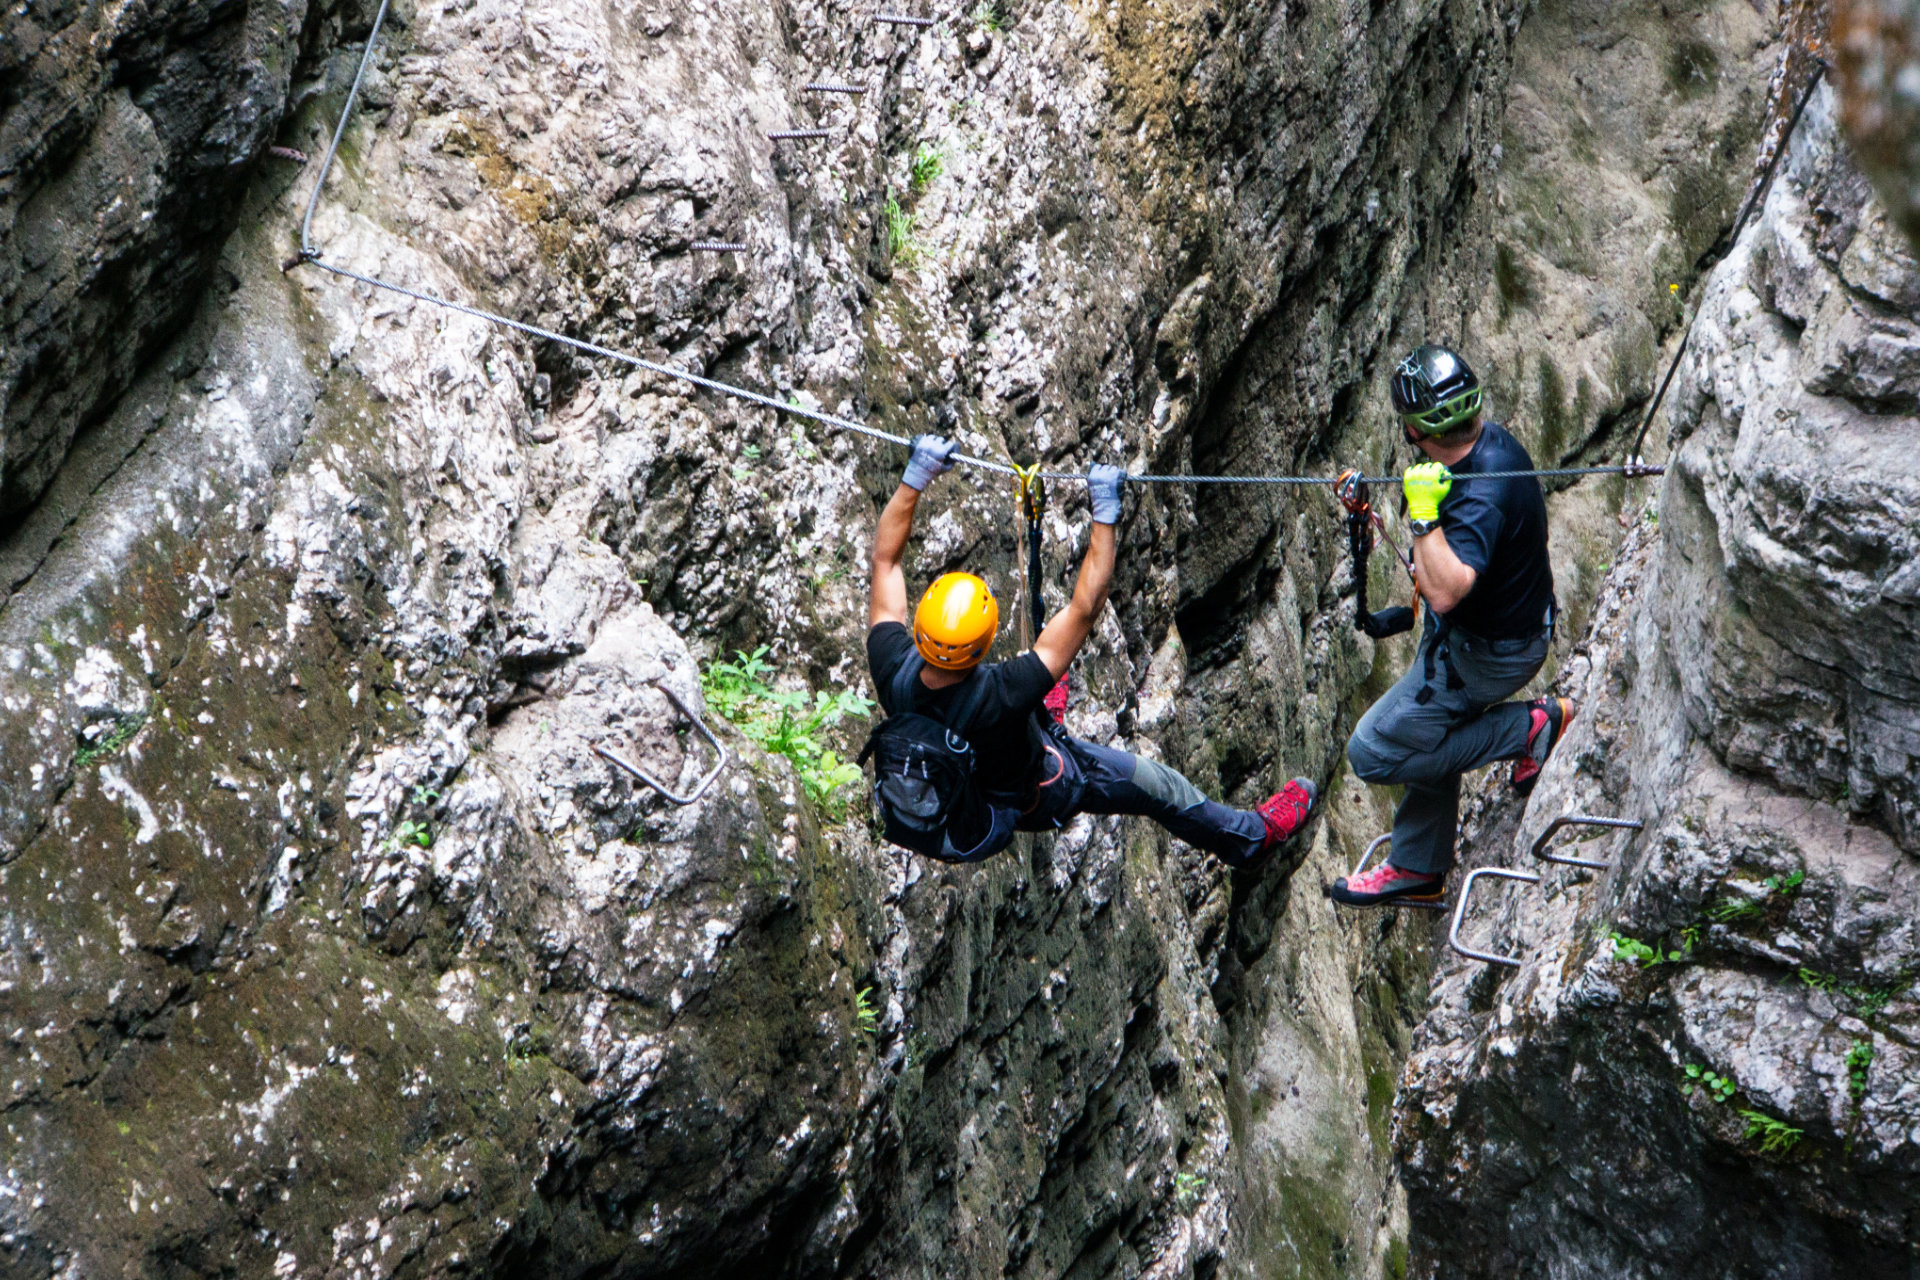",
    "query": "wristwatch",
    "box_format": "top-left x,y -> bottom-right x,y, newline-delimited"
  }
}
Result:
1409,518 -> 1440,538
